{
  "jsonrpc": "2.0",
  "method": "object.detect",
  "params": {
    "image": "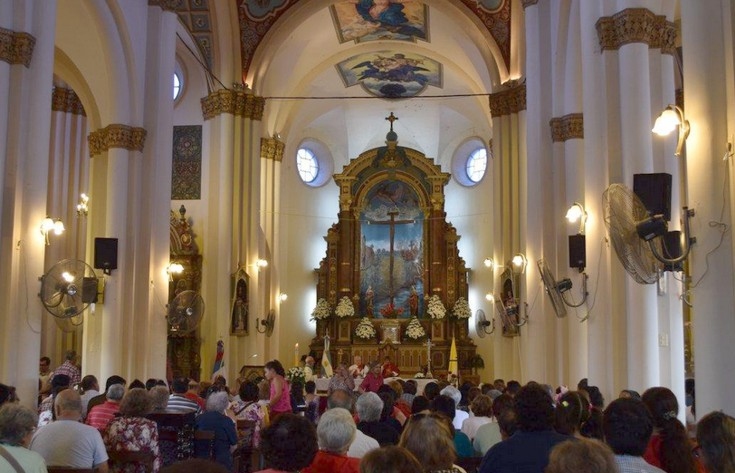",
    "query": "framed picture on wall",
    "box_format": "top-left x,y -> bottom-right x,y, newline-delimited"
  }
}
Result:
499,267 -> 520,337
231,269 -> 249,336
